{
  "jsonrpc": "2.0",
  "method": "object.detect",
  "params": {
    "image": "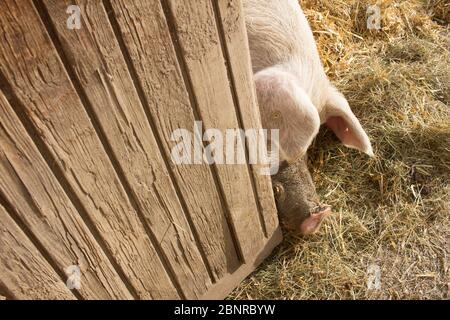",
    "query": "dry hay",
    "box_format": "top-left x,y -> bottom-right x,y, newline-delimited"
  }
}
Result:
231,0 -> 449,300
